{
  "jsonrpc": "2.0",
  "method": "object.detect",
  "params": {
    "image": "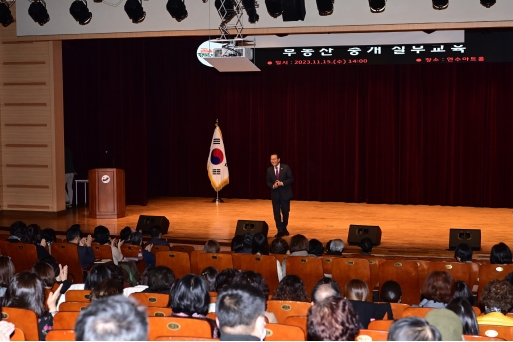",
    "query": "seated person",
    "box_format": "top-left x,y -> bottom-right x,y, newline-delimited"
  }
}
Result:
147,226 -> 170,247
307,296 -> 360,341
270,237 -> 289,255
326,239 -> 344,256
93,225 -> 124,265
204,239 -> 221,253
66,224 -> 94,270
454,243 -> 473,262
417,271 -> 455,308
272,275 -> 309,302
388,316 -> 441,341
360,237 -> 374,255
23,224 -> 52,261
490,242 -> 513,264
380,280 -> 402,303
477,279 -> 513,326
345,279 -> 393,328
141,265 -> 175,294
6,221 -> 26,243
119,226 -> 132,243
308,239 -> 324,256
311,277 -> 341,304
